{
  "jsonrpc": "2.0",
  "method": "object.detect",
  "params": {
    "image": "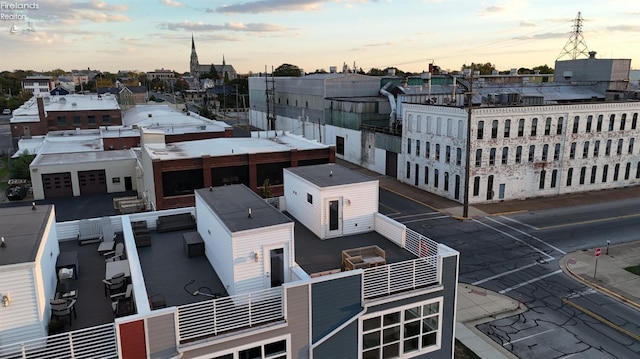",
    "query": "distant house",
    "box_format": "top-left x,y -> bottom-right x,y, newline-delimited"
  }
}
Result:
98,86 -> 148,110
50,86 -> 70,96
21,75 -> 54,95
